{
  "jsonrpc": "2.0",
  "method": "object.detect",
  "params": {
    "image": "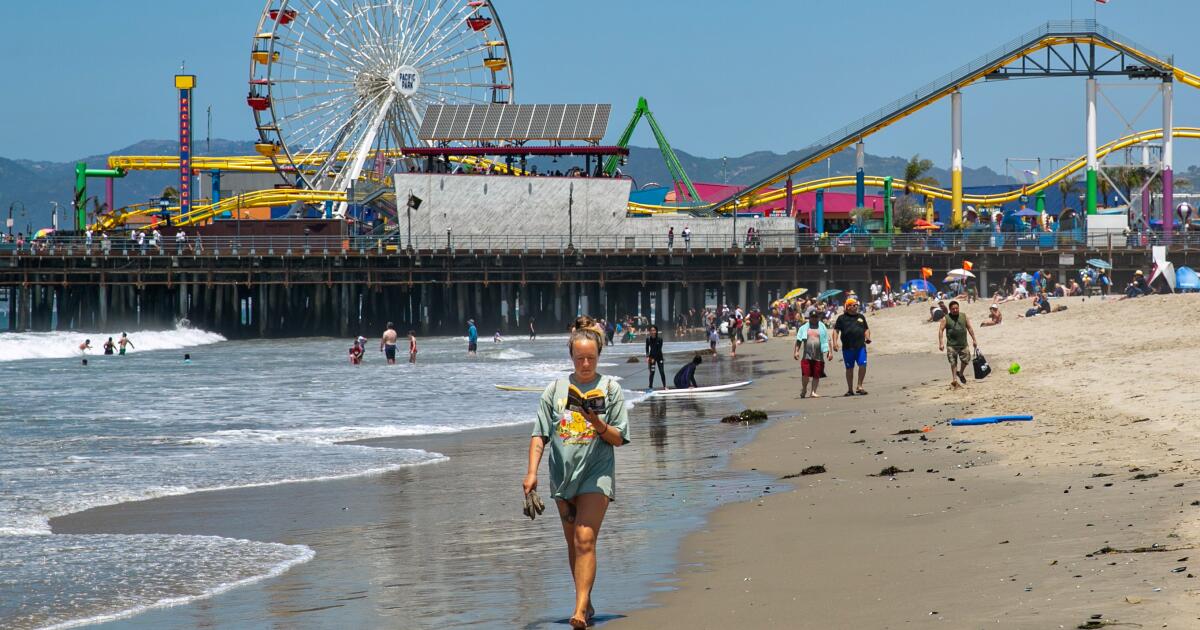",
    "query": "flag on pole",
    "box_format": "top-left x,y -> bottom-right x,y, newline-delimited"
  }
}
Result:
1096,0 -> 1108,4
921,267 -> 933,279
884,276 -> 892,293
962,260 -> 974,271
